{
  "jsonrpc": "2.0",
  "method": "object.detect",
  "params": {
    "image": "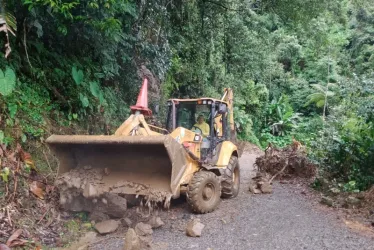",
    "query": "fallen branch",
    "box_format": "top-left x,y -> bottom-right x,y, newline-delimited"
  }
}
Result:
37,206 -> 50,225
10,160 -> 20,202
42,150 -> 52,172
6,206 -> 12,227
269,159 -> 288,183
